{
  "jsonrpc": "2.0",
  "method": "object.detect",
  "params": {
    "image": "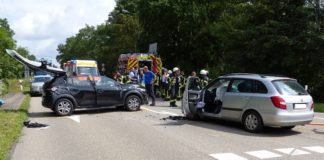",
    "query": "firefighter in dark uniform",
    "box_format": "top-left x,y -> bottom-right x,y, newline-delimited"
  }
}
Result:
154,72 -> 162,98
115,72 -> 123,84
165,70 -> 173,101
199,69 -> 209,87
177,71 -> 186,100
170,67 -> 180,107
